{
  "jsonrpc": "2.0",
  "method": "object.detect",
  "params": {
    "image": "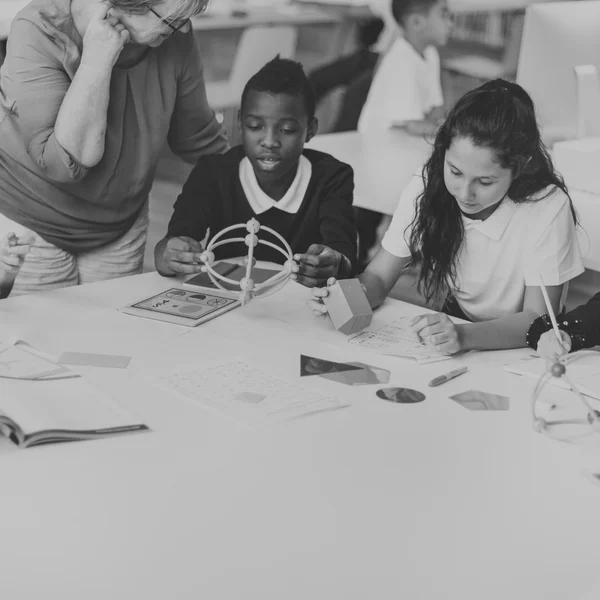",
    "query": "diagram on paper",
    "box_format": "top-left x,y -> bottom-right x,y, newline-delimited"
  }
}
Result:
147,359 -> 348,426
348,317 -> 452,364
